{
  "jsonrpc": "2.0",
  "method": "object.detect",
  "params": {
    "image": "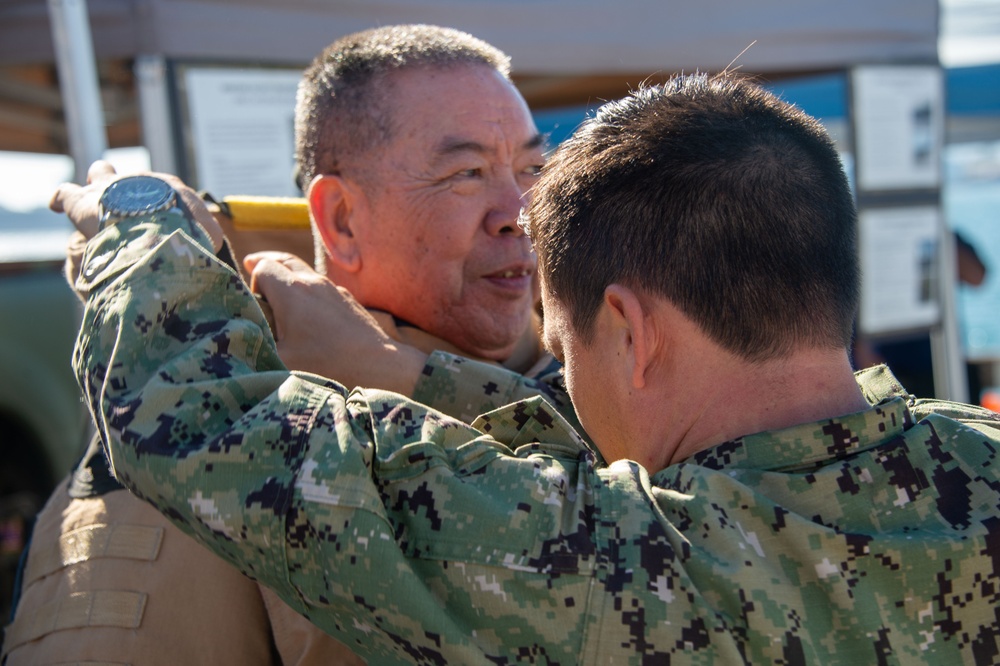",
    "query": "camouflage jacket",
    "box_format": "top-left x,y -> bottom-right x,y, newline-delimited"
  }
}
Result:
74,210 -> 1000,665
